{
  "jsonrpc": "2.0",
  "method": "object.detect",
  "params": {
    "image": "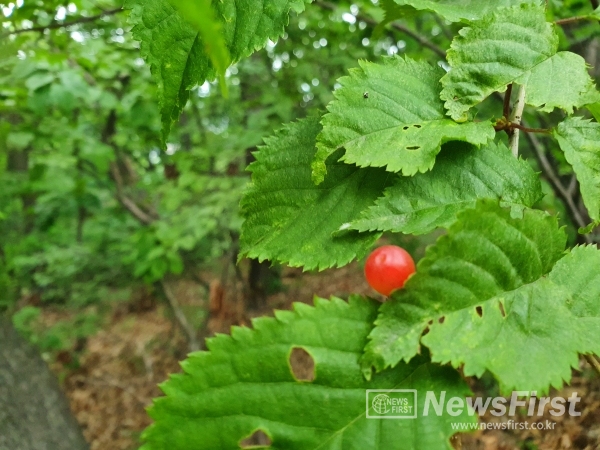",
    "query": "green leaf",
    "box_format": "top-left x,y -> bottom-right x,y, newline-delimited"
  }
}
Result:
141,296 -> 475,450
361,200 -> 566,379
240,115 -> 392,271
548,246 -> 600,356
166,0 -> 231,96
350,141 -> 542,235
25,71 -> 54,91
126,0 -> 308,144
441,4 -> 599,120
372,0 -> 417,39
422,245 -> 600,394
313,57 -> 494,183
383,0 -> 535,23
517,51 -> 600,113
586,102 -> 600,122
554,117 -> 600,224
6,131 -> 34,151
